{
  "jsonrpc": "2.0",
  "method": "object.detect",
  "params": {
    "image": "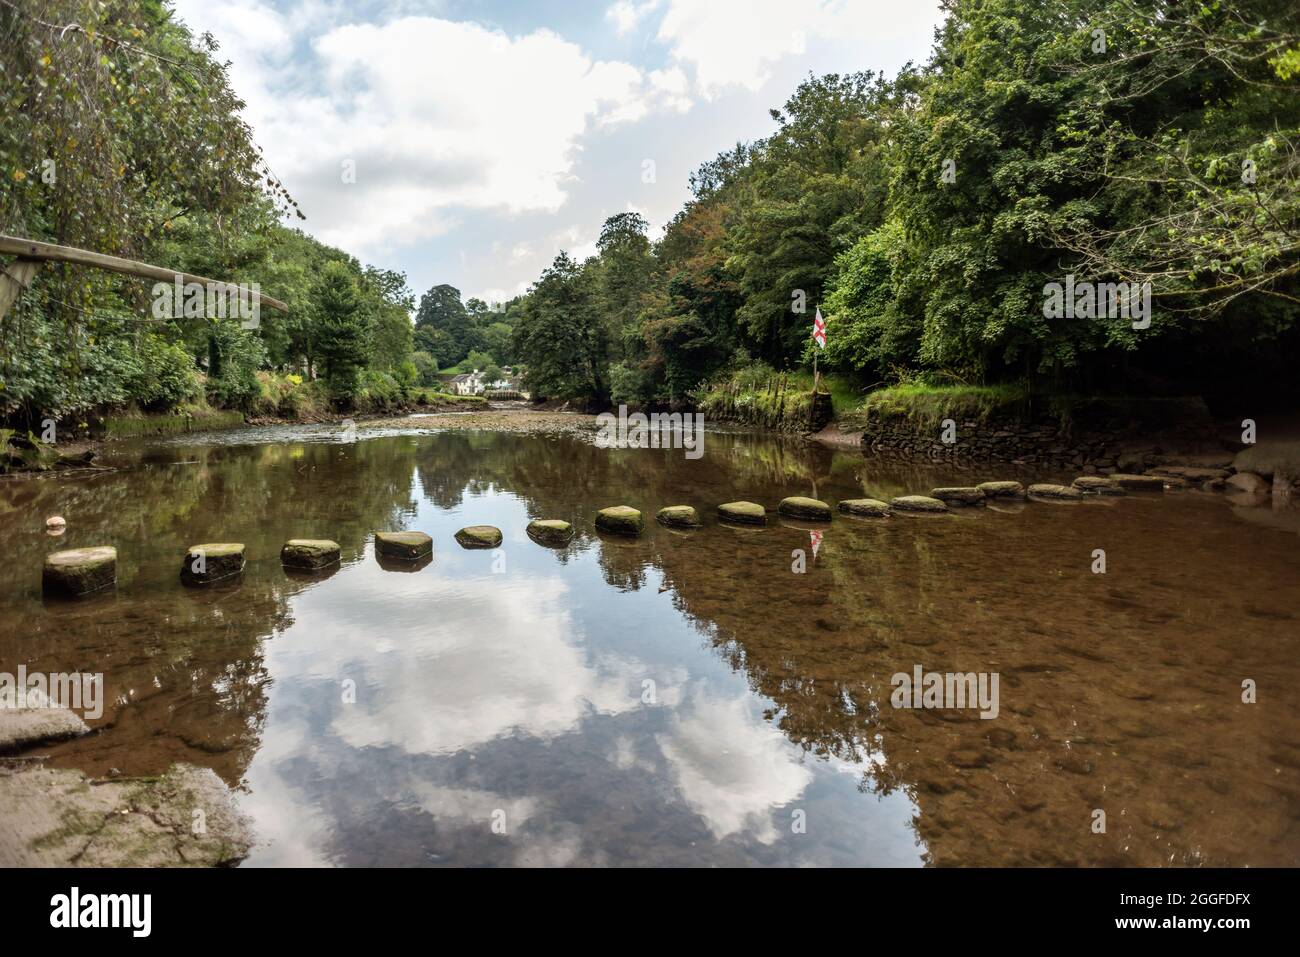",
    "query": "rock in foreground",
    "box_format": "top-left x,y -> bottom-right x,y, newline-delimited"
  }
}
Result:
375,531 -> 434,560
281,539 -> 342,570
180,542 -> 246,585
717,501 -> 767,525
526,519 -> 575,546
42,546 -> 117,597
595,506 -> 644,537
837,498 -> 892,517
656,506 -> 701,529
0,763 -> 252,867
455,525 -> 503,548
0,688 -> 90,753
777,496 -> 832,521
